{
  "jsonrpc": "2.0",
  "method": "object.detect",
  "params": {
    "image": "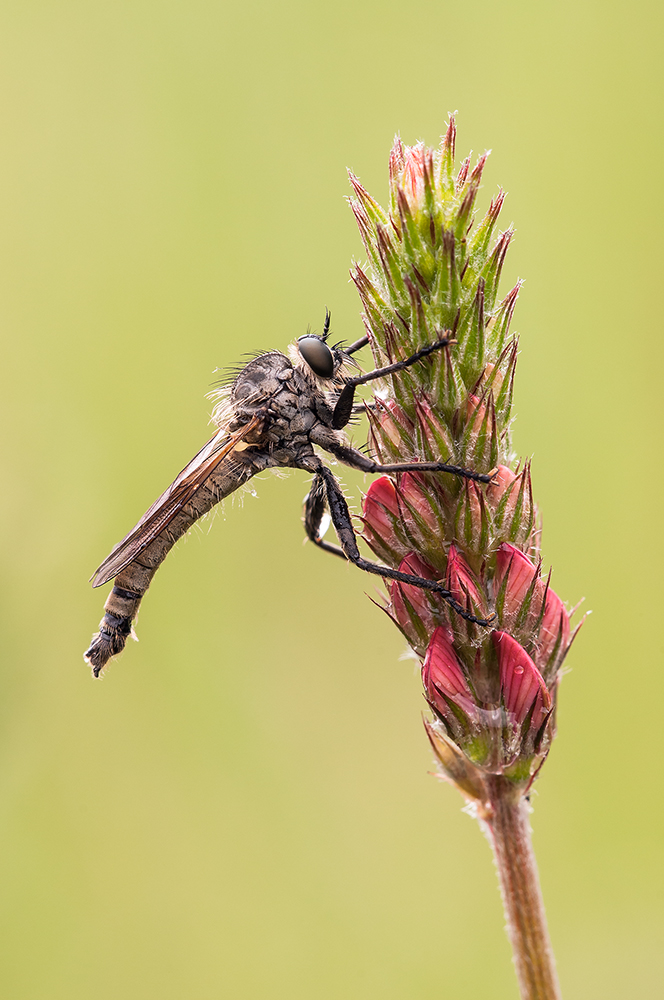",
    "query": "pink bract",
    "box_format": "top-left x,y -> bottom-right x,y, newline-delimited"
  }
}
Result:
422,627 -> 477,720
492,631 -> 551,727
